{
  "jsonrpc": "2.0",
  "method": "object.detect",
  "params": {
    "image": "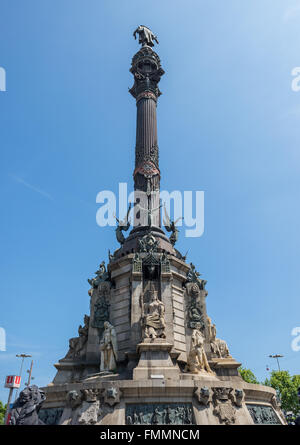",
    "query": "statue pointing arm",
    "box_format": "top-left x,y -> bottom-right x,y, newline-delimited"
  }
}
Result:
133,25 -> 159,48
